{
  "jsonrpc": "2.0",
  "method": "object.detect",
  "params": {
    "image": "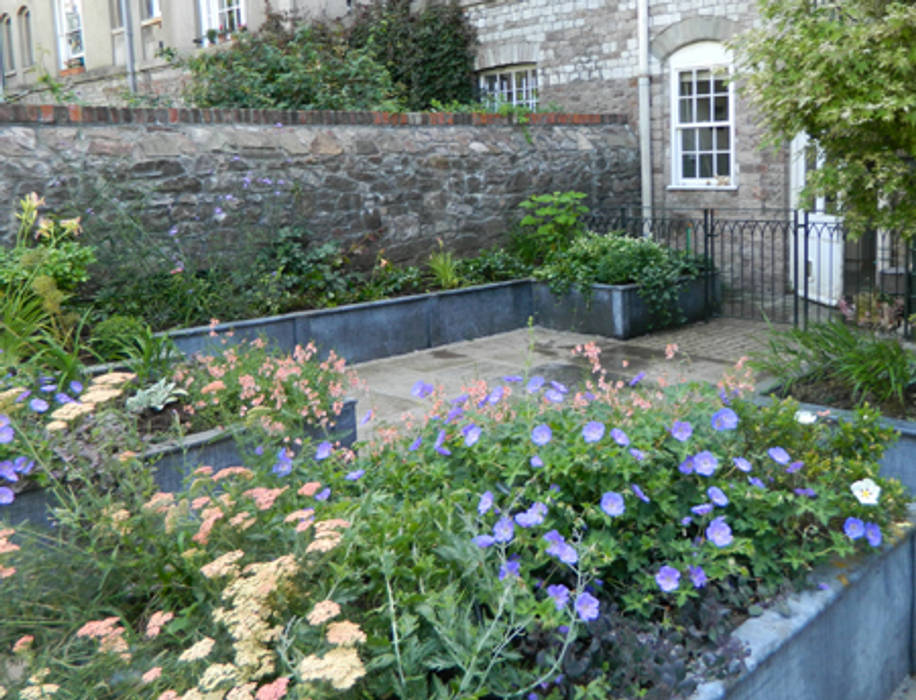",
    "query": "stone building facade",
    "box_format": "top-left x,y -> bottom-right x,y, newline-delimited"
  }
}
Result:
456,0 -> 789,215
